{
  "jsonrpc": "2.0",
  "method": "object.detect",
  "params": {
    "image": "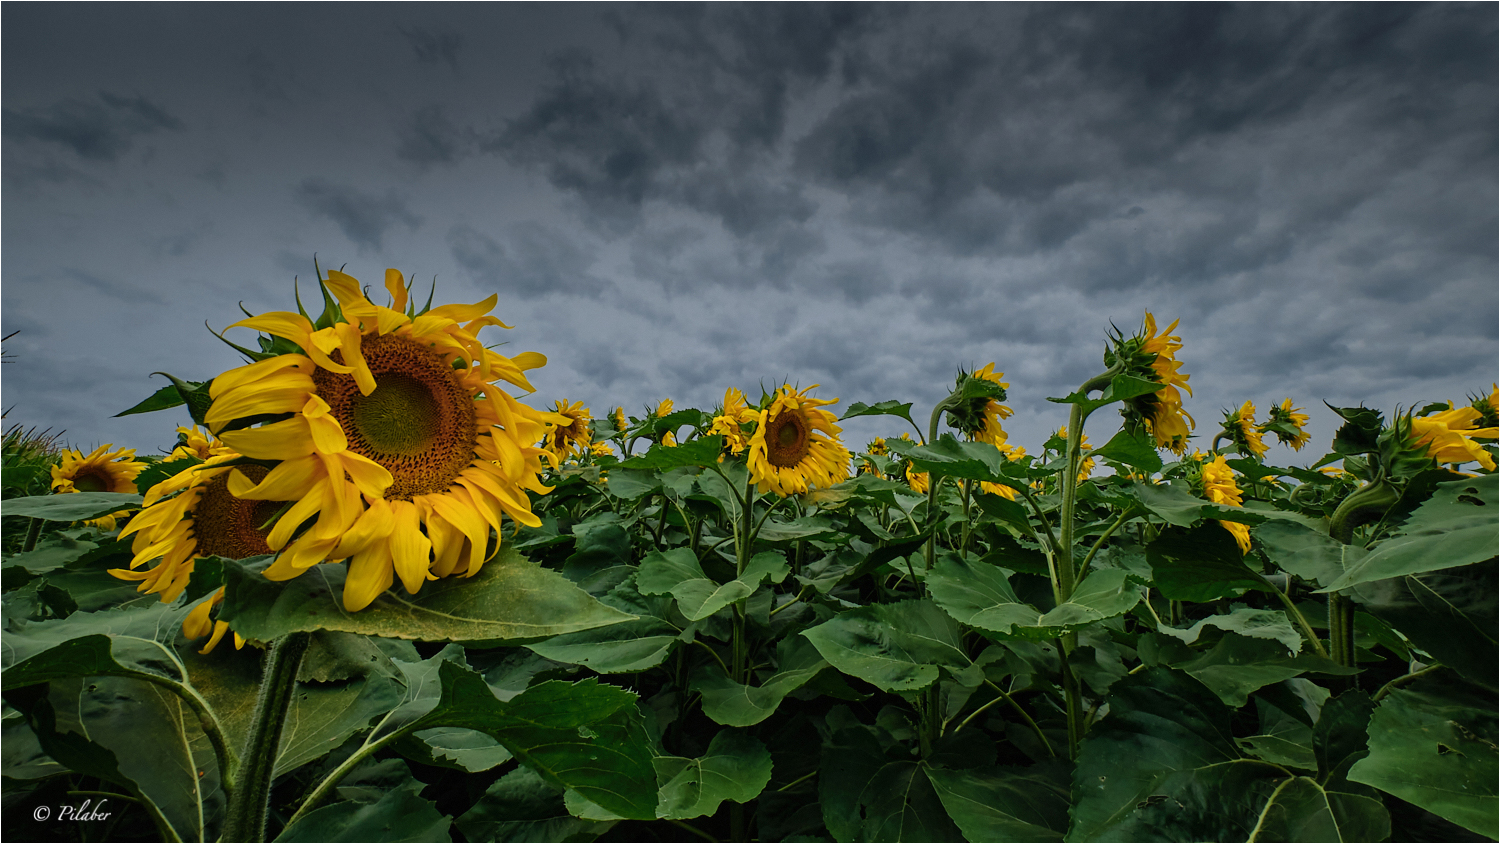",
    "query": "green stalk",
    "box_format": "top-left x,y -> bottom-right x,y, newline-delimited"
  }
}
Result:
959,479 -> 973,557
222,631 -> 311,843
22,516 -> 43,552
